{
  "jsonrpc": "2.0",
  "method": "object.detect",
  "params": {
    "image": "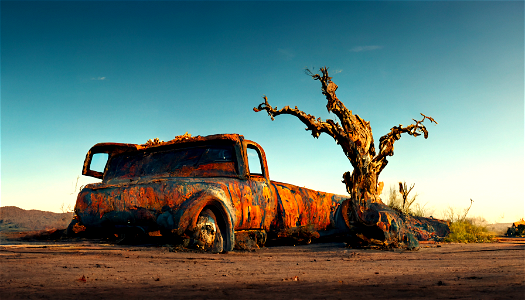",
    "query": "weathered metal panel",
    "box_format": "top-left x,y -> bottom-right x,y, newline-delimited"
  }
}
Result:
269,181 -> 347,232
